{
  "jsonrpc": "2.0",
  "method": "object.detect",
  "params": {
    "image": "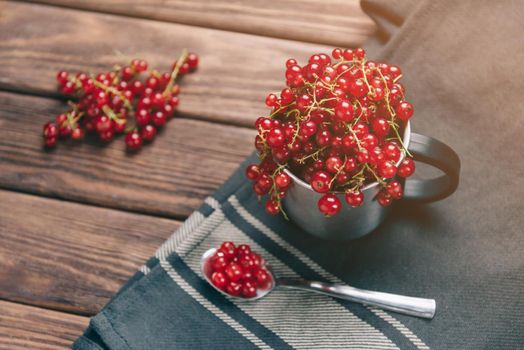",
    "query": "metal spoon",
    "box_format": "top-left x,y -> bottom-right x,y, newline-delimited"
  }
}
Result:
201,248 -> 436,319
